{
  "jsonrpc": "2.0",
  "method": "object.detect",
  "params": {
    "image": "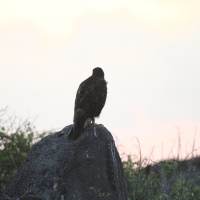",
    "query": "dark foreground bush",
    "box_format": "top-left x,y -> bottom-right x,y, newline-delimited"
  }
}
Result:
123,154 -> 200,200
0,108 -> 50,193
